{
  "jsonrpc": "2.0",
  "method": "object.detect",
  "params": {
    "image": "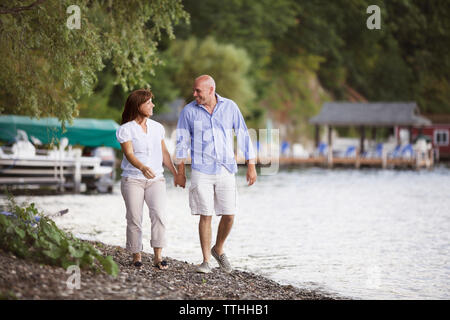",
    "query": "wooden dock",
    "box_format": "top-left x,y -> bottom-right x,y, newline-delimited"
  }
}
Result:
0,151 -> 113,193
264,153 -> 433,169
0,177 -> 63,185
